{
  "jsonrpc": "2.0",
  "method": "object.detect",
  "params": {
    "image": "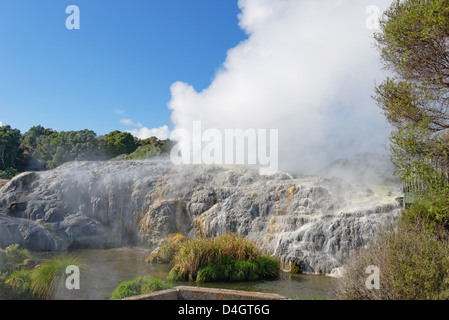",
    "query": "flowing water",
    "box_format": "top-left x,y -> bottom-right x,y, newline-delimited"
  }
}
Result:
32,247 -> 337,300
